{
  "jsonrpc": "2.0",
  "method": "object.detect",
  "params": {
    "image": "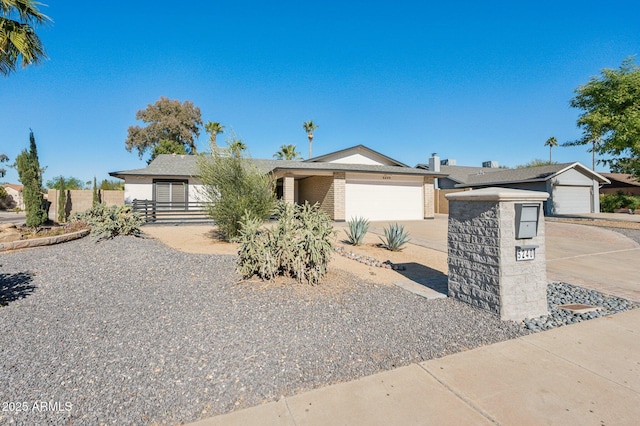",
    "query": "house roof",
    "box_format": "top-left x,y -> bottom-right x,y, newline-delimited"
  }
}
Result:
416,164 -> 495,184
601,173 -> 640,187
455,162 -> 610,188
306,145 -> 410,167
110,152 -> 447,180
2,183 -> 23,192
